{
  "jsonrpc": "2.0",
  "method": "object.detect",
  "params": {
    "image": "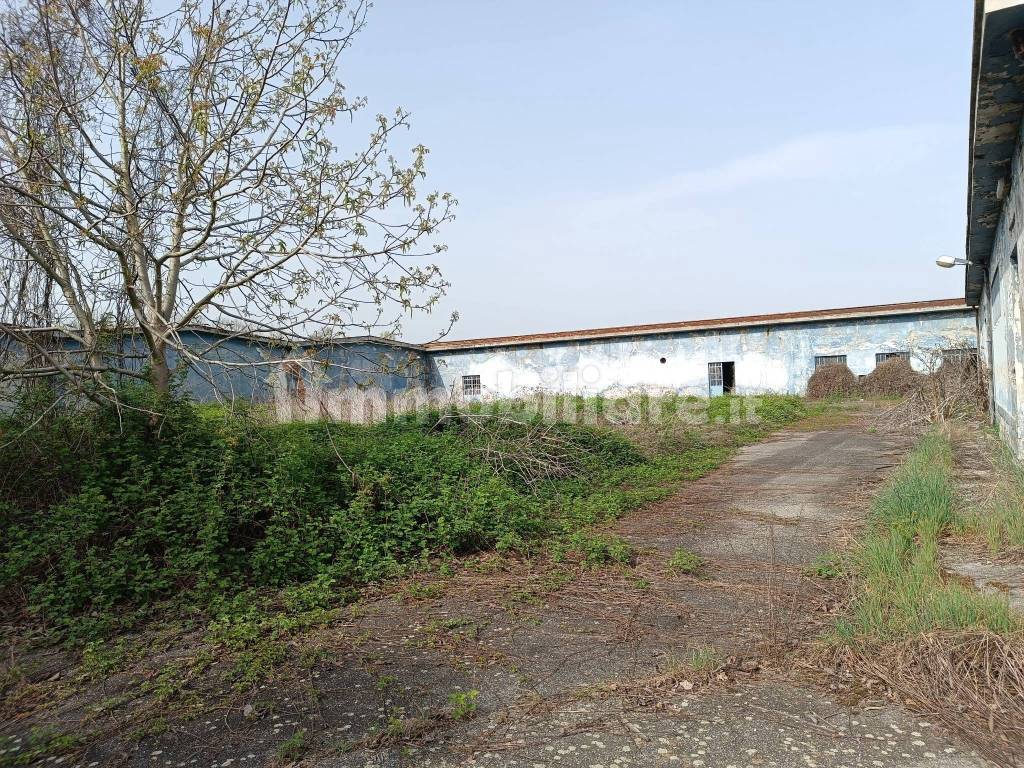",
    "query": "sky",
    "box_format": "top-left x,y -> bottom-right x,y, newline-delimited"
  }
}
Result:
339,0 -> 975,343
